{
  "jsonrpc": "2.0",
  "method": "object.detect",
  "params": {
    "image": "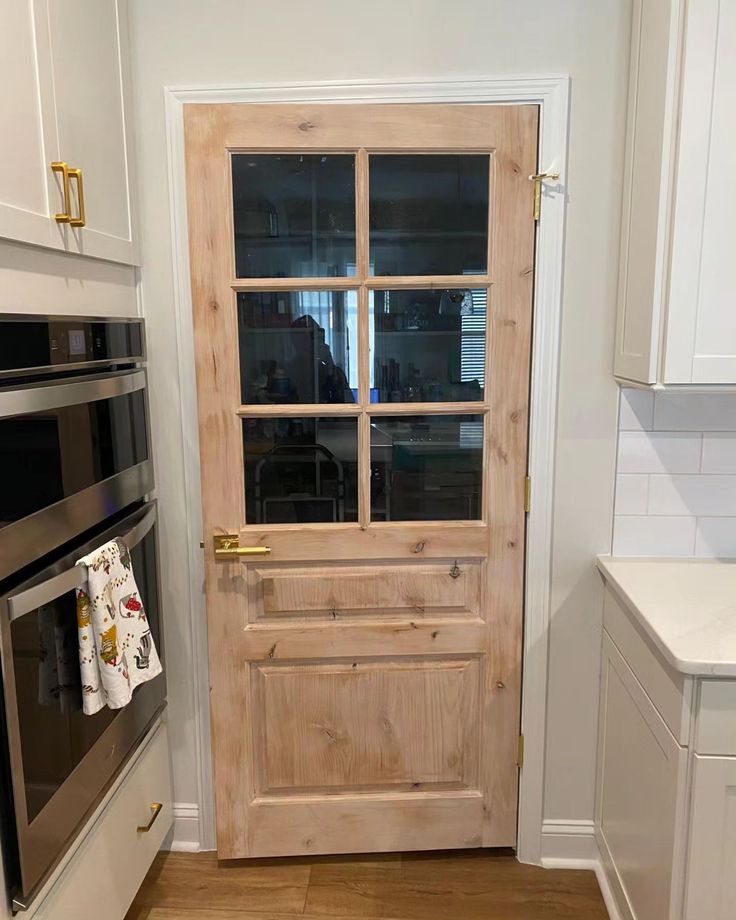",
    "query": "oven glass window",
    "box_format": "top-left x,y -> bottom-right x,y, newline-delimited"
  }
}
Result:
9,524 -> 161,822
0,390 -> 147,530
